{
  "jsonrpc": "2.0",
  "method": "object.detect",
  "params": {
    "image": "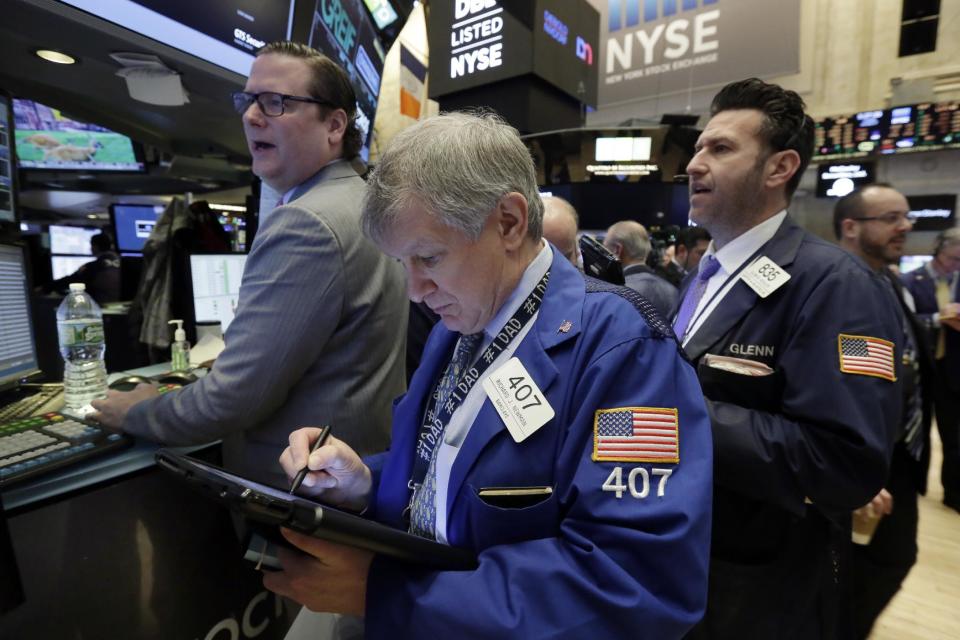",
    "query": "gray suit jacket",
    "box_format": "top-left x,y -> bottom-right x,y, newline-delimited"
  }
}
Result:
126,161 -> 408,487
622,264 -> 678,318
